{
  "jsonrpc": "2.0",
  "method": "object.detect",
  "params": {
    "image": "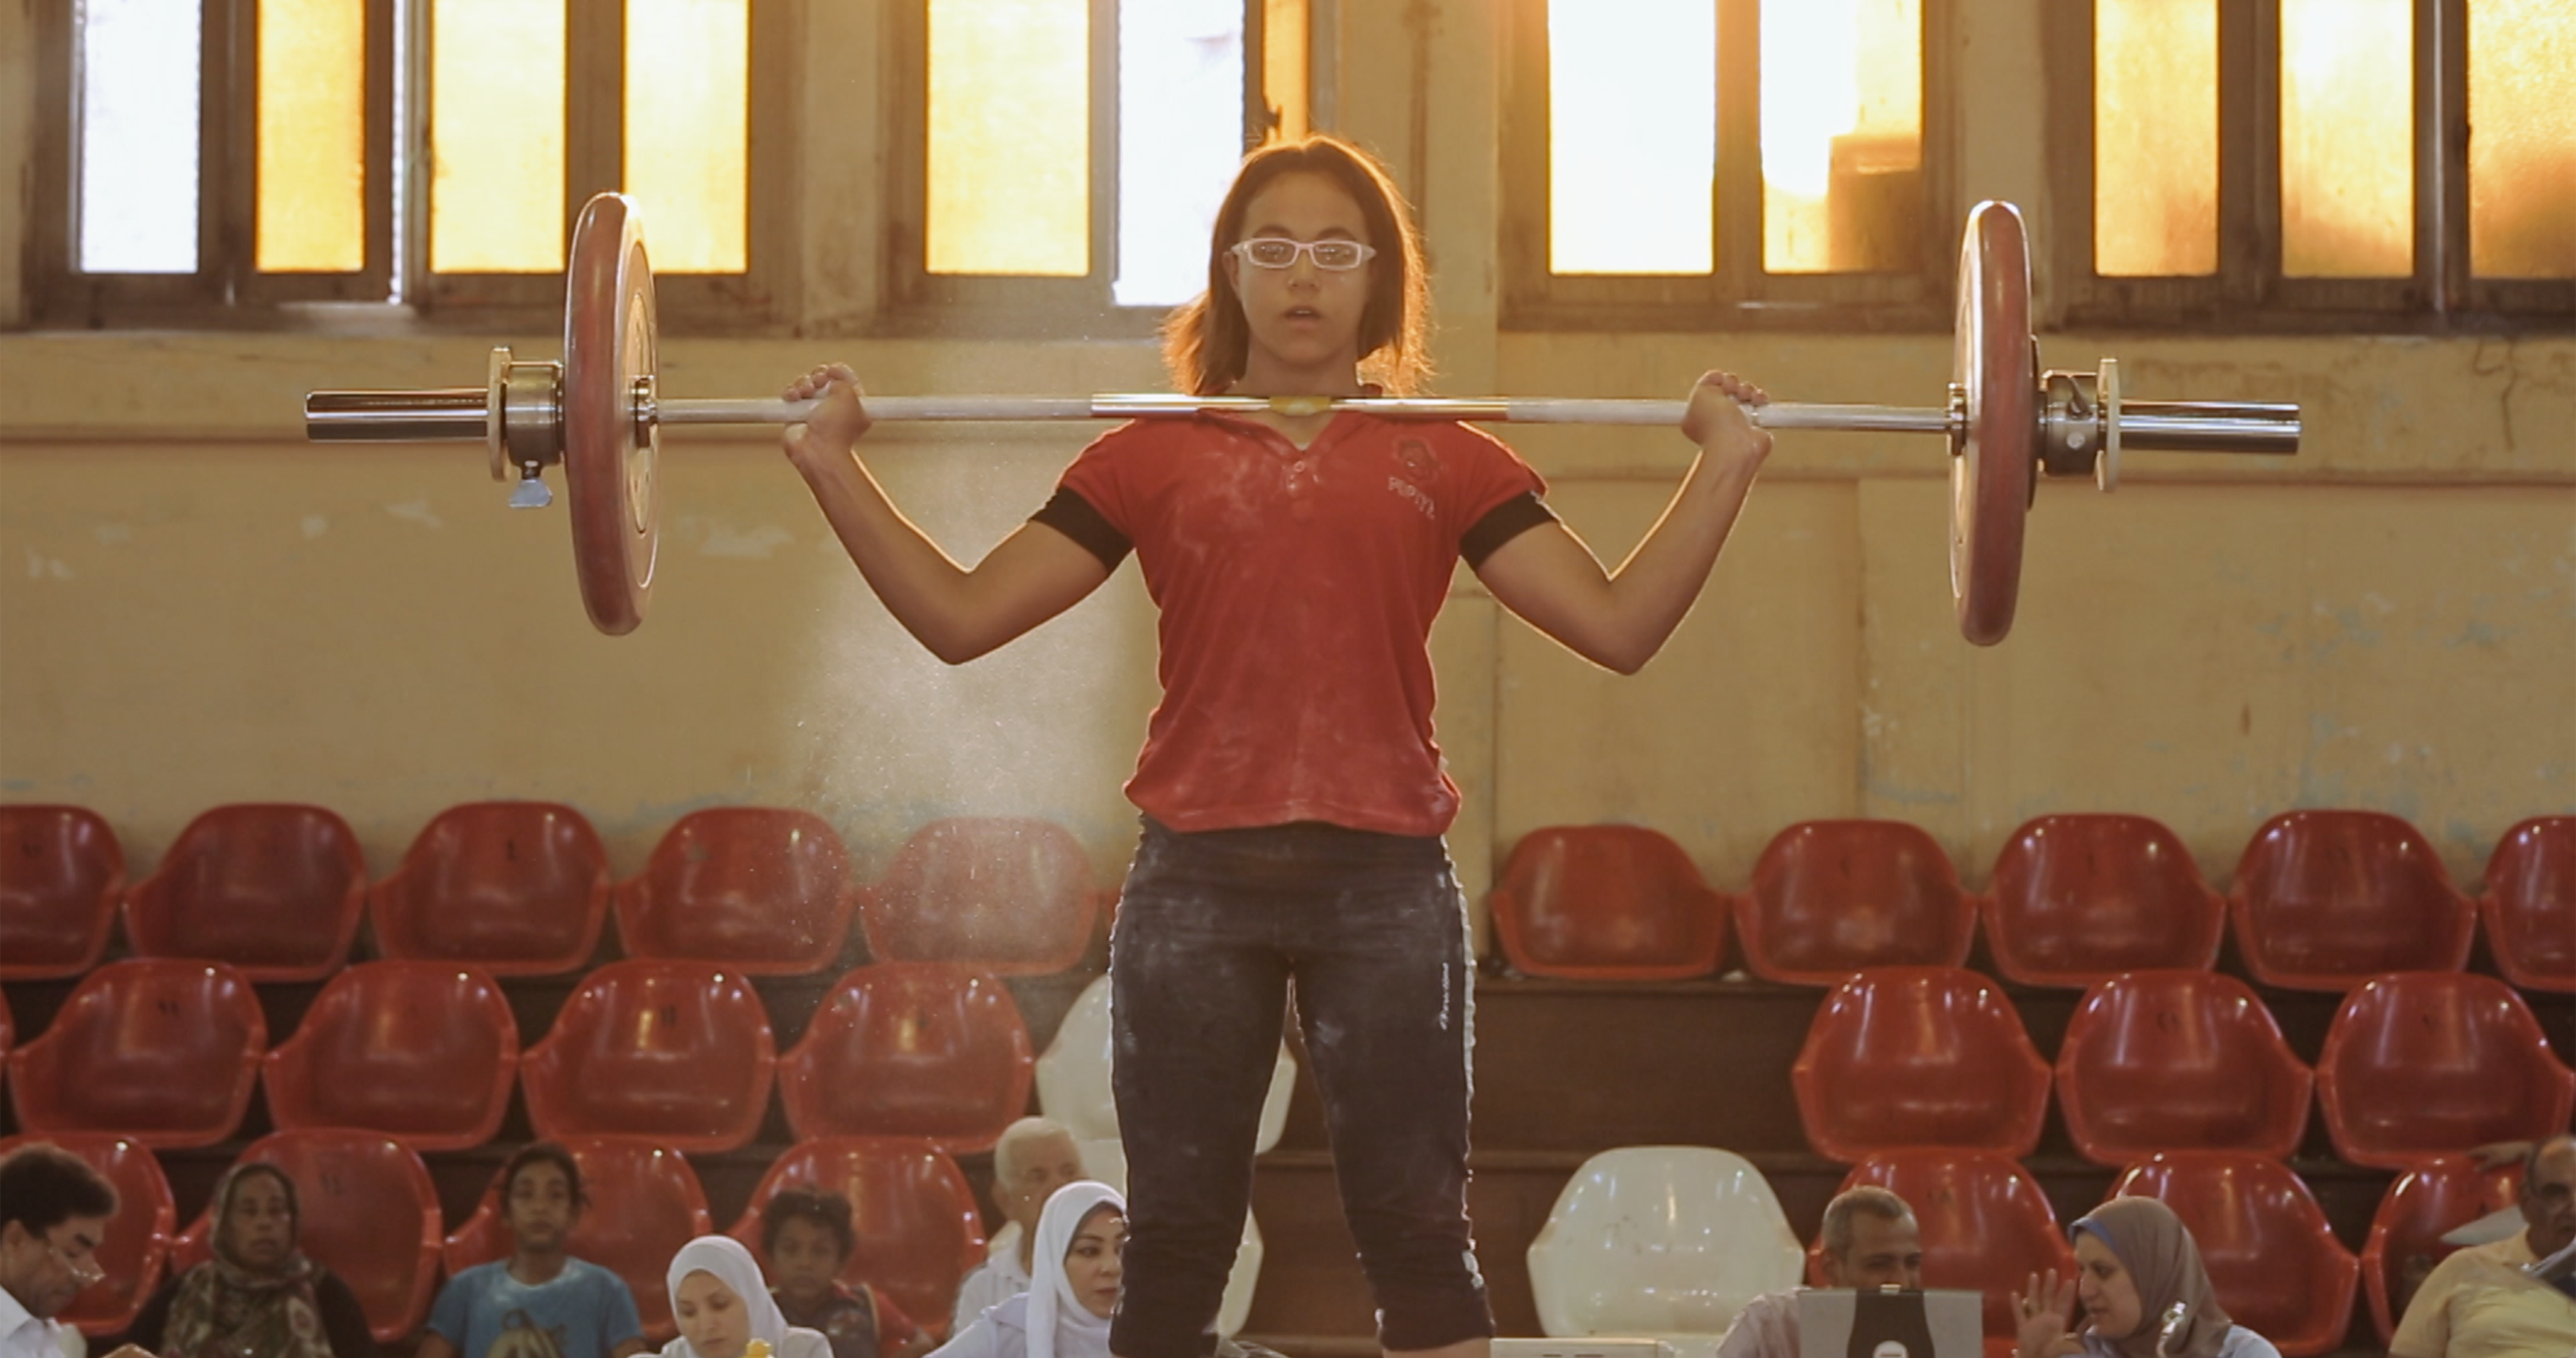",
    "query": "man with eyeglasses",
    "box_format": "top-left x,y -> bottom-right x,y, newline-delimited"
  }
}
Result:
2390,1133 -> 2576,1358
0,1144 -> 152,1358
